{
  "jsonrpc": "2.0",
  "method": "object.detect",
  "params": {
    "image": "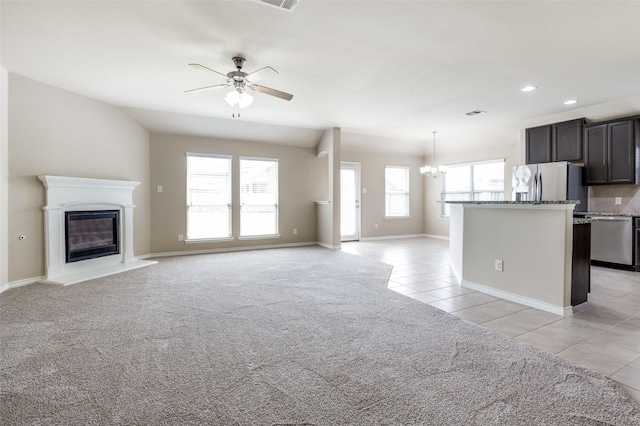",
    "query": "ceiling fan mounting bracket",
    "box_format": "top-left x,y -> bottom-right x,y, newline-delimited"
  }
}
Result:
232,56 -> 246,70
